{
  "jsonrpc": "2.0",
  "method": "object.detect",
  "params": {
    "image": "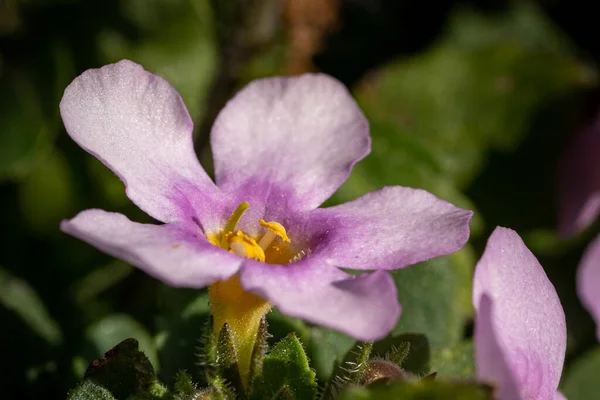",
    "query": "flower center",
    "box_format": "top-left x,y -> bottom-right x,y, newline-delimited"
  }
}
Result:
207,202 -> 298,264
